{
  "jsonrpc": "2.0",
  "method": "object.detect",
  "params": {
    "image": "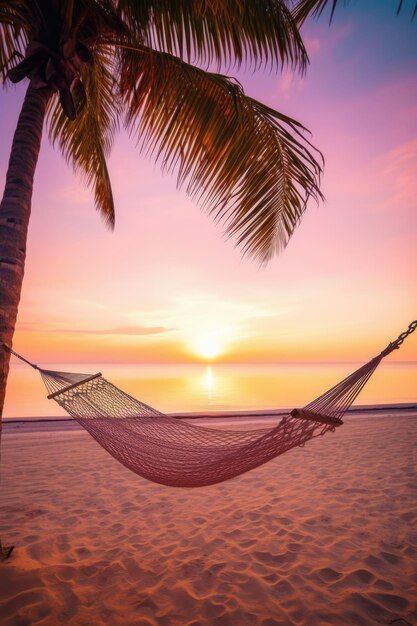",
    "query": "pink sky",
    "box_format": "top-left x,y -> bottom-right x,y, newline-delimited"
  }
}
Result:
1,6 -> 416,367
